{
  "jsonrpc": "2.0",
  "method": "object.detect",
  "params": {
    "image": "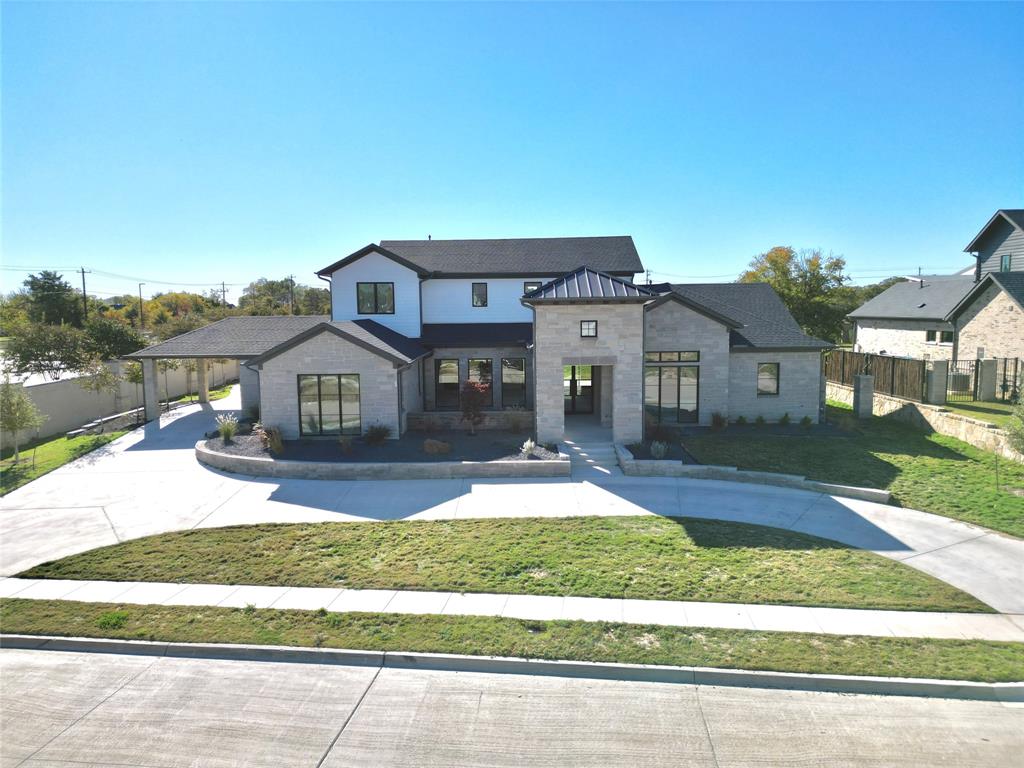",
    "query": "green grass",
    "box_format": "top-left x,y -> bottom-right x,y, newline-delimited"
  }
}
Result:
941,400 -> 1019,428
685,404 -> 1024,538
20,517 -> 989,612
2,598 -> 1021,682
1,430 -> 128,496
169,384 -> 233,405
